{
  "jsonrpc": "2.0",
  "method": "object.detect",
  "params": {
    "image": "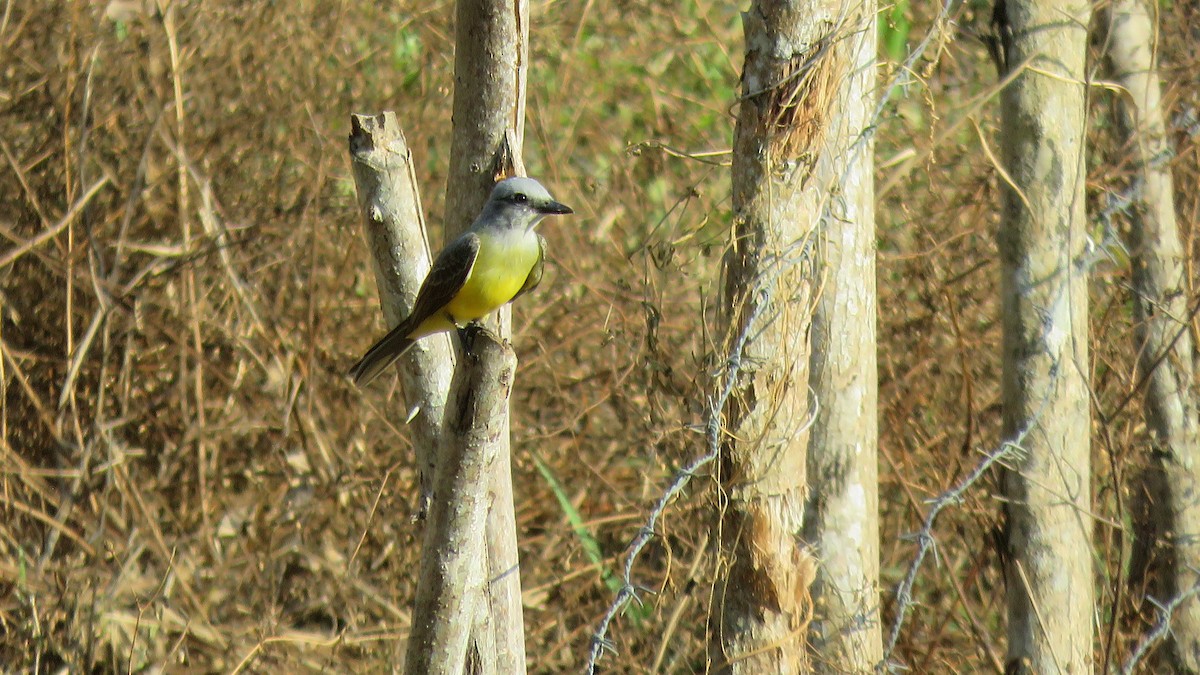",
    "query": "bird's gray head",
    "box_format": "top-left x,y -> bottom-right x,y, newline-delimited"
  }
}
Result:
482,177 -> 573,230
